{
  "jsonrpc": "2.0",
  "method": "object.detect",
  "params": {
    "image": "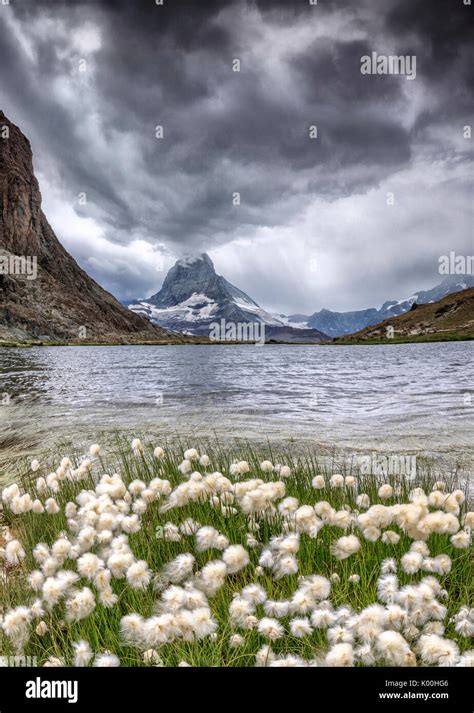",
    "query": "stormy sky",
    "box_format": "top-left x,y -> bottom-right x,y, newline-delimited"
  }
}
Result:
0,0 -> 472,313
